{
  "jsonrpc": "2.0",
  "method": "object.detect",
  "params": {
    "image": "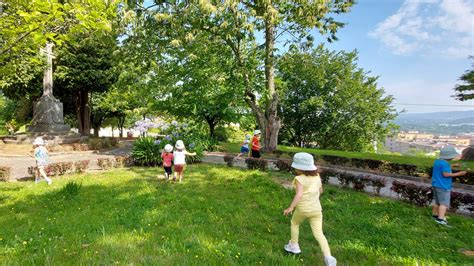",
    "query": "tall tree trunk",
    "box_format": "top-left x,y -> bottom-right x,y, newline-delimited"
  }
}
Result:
76,90 -> 90,136
263,9 -> 281,152
118,115 -> 125,138
93,126 -> 100,137
204,115 -> 218,140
